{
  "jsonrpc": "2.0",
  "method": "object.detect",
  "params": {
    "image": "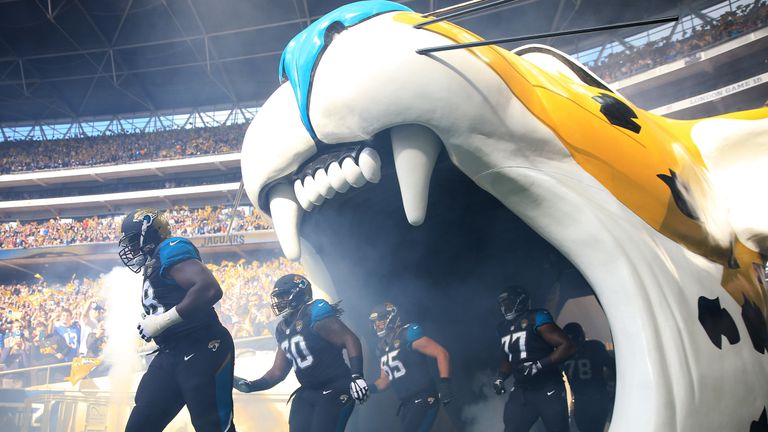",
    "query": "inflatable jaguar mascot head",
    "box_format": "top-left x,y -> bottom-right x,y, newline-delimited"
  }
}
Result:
241,1 -> 768,430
